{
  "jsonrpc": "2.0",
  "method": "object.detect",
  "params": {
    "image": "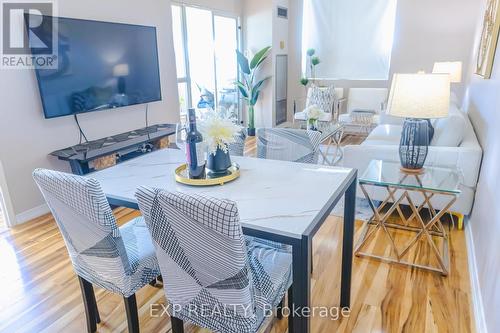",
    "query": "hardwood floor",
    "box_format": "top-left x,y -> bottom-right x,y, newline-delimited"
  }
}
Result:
0,208 -> 475,333
0,134 -> 475,332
